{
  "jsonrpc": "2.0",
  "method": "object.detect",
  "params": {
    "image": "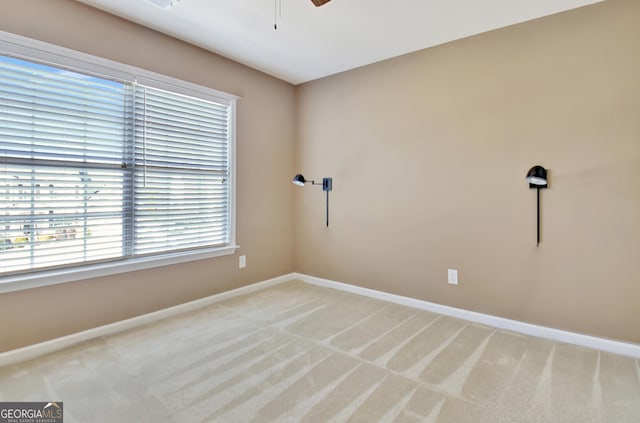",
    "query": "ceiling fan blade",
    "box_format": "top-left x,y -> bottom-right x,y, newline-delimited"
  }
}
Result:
310,0 -> 331,6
